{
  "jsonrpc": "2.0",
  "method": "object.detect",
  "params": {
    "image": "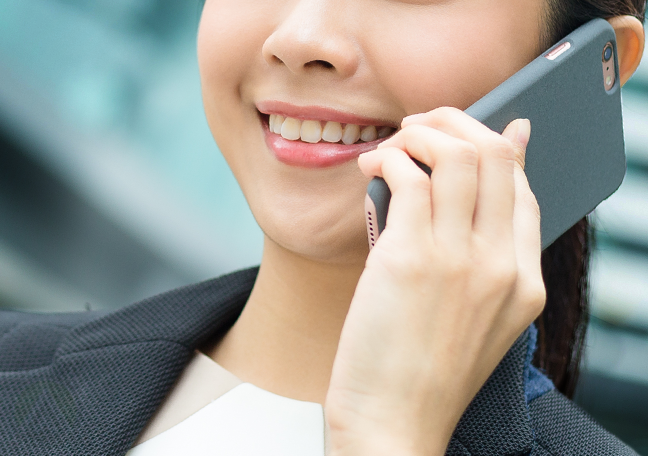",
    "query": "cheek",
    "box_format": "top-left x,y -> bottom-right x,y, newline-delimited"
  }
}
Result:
365,1 -> 542,114
198,3 -> 246,91
198,1 -> 276,119
197,1 -> 272,181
